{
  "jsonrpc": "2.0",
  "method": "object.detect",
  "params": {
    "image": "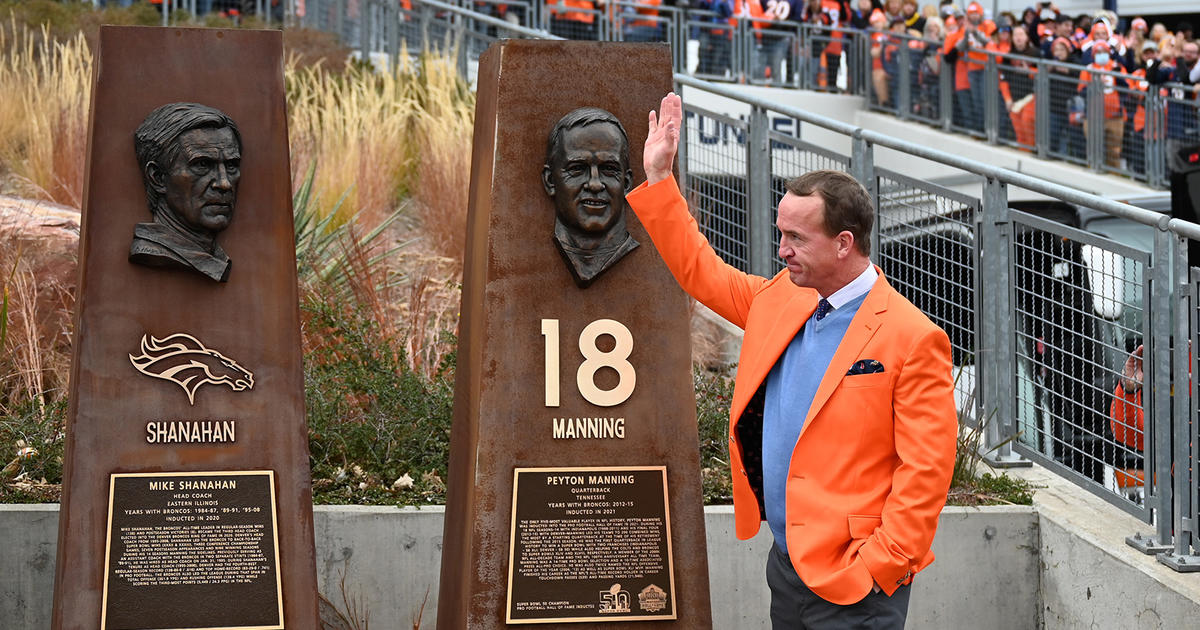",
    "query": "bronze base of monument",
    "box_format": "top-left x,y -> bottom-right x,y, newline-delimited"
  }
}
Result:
437,40 -> 713,629
52,26 -> 318,630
